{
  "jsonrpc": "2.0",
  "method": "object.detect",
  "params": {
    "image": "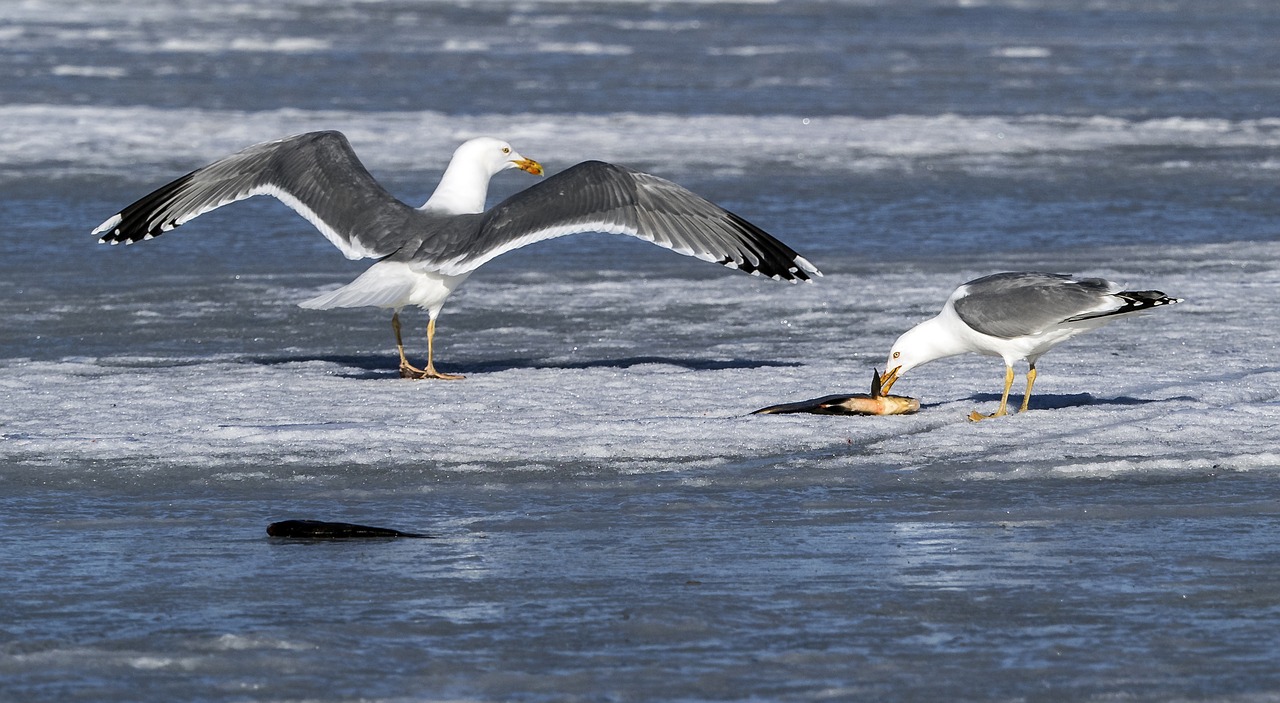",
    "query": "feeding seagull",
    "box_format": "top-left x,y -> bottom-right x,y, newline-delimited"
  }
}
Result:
877,272 -> 1181,421
93,131 -> 820,379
